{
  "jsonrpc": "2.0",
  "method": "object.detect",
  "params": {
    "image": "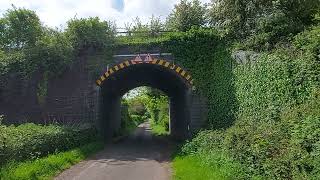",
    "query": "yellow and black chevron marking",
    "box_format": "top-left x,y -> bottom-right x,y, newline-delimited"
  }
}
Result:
96,59 -> 193,86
